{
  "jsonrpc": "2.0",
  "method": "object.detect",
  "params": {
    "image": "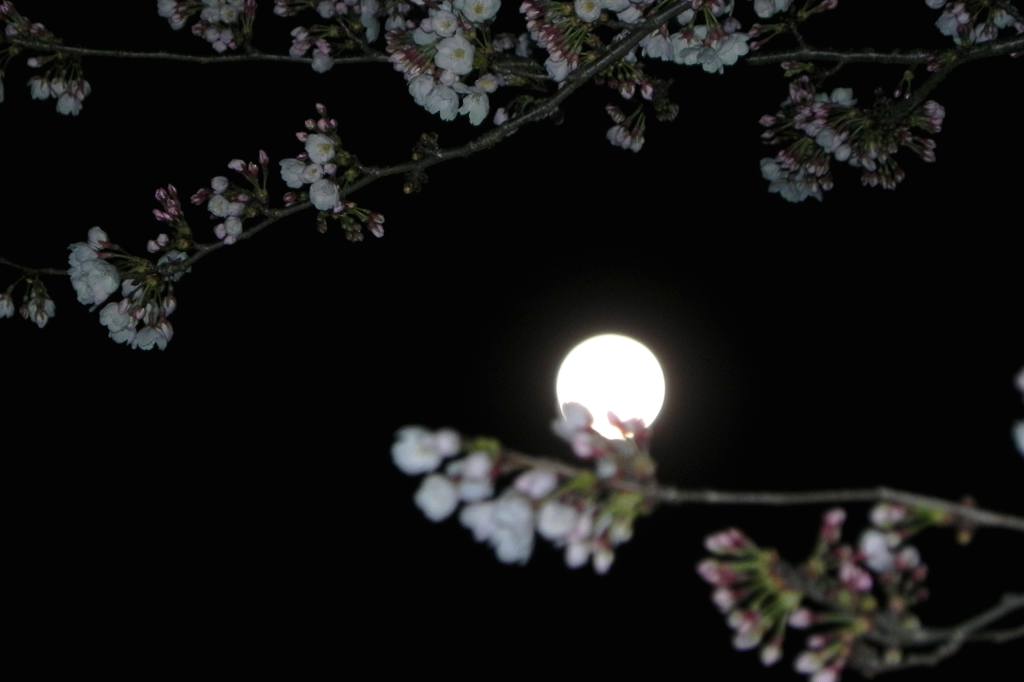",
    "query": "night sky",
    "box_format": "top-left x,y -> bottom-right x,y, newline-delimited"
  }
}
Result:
2,1 -> 1022,676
